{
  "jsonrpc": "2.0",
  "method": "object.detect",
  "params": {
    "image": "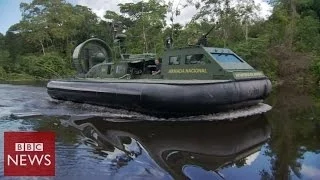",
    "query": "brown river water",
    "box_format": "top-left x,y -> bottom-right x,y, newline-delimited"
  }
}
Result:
0,82 -> 319,180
